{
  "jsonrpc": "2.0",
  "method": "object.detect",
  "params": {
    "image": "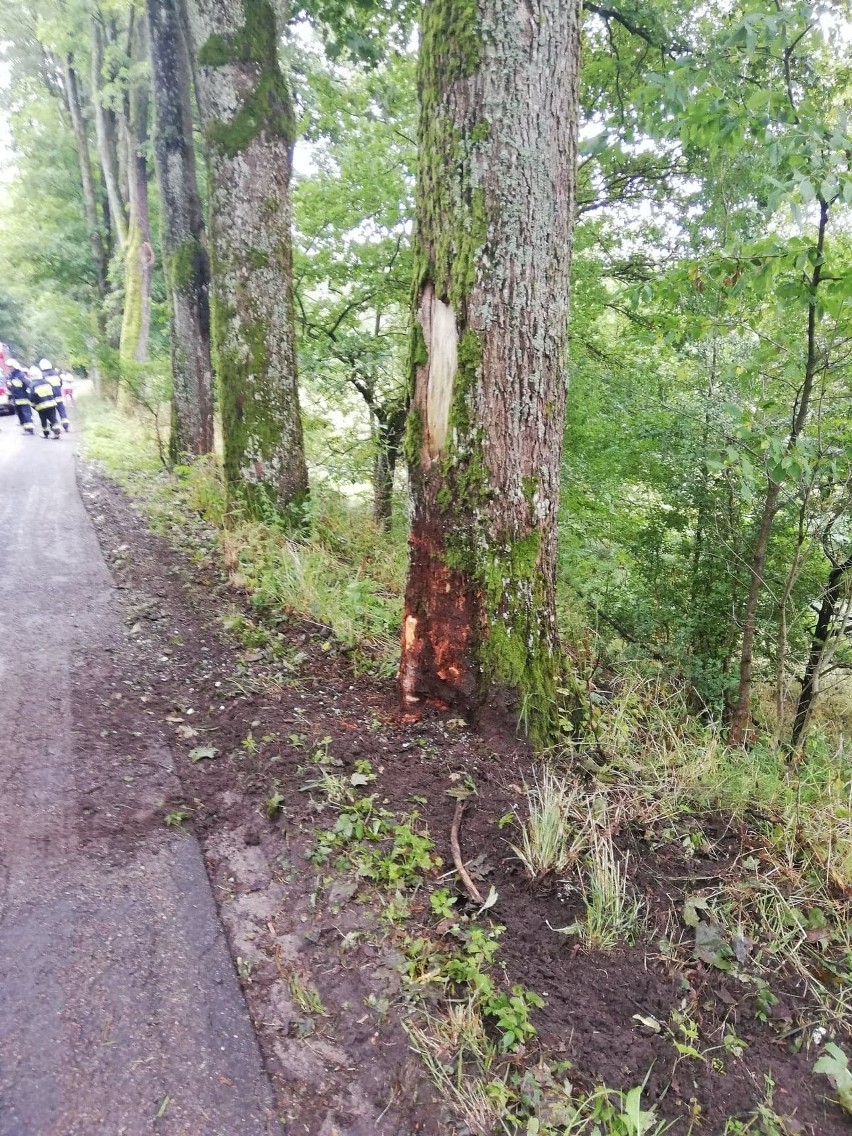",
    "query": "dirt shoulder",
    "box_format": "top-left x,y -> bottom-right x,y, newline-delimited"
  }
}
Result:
79,458 -> 851,1136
